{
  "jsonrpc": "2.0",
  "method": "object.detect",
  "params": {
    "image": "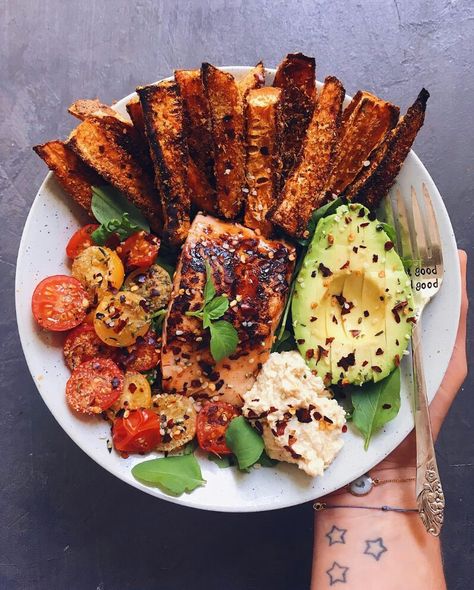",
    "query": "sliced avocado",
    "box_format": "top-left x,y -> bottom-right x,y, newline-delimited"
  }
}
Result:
293,203 -> 414,386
